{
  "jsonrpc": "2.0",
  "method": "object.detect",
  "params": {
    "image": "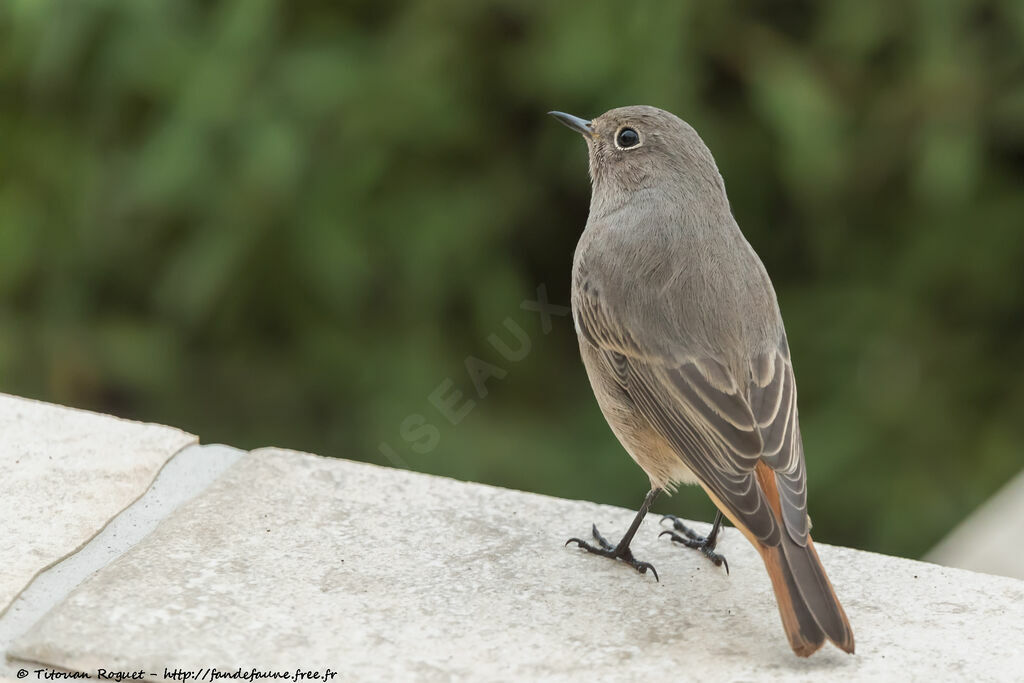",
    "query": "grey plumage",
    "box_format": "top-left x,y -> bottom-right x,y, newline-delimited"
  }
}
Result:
554,105 -> 853,657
